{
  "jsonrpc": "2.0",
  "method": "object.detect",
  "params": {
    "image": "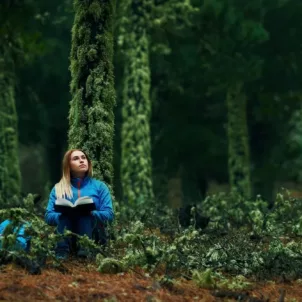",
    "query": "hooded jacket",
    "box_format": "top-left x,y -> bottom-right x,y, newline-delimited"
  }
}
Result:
45,177 -> 114,226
